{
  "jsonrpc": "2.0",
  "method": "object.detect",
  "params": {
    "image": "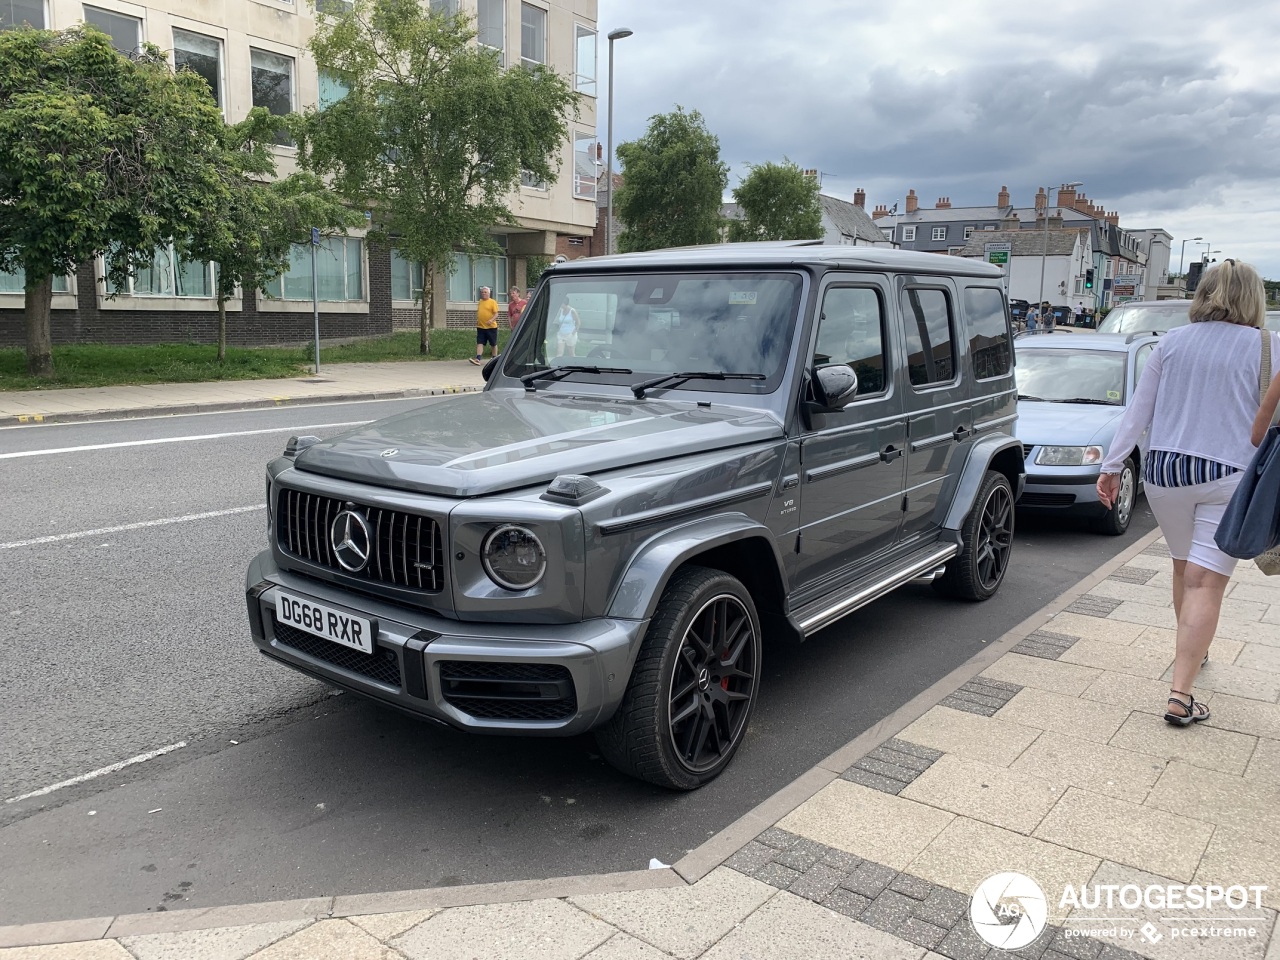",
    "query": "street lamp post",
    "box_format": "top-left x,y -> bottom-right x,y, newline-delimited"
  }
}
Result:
1039,181 -> 1083,305
604,27 -> 633,257
1178,235 -> 1203,274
